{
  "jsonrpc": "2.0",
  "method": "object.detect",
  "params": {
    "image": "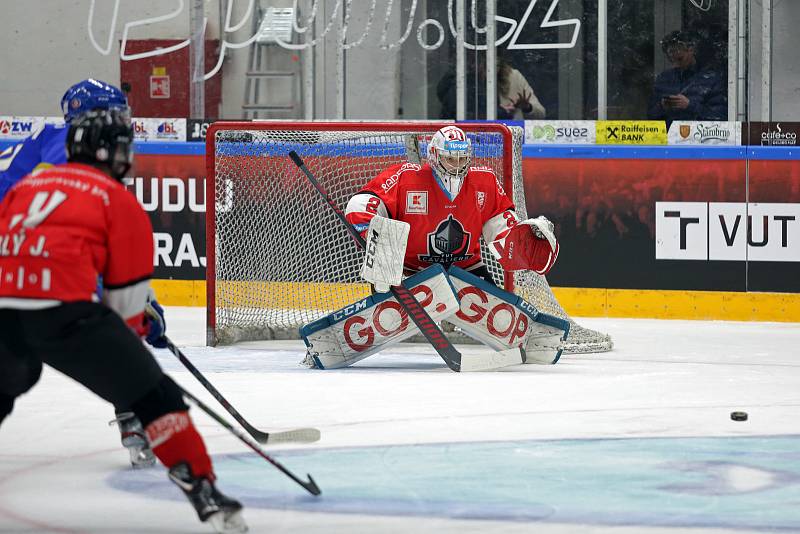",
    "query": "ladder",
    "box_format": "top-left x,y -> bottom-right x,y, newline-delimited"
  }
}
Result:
242,5 -> 300,119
